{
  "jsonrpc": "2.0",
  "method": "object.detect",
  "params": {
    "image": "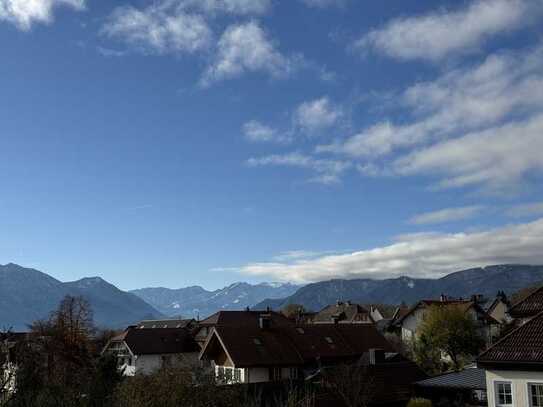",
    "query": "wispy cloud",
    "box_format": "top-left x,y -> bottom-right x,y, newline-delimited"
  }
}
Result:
294,97 -> 343,134
354,0 -> 536,61
316,42 -> 543,191
506,202 -> 543,218
101,2 -> 212,55
247,152 -> 351,185
299,0 -> 349,9
0,0 -> 85,31
201,21 -> 300,86
242,120 -> 289,143
238,218 -> 543,283
408,206 -> 485,225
